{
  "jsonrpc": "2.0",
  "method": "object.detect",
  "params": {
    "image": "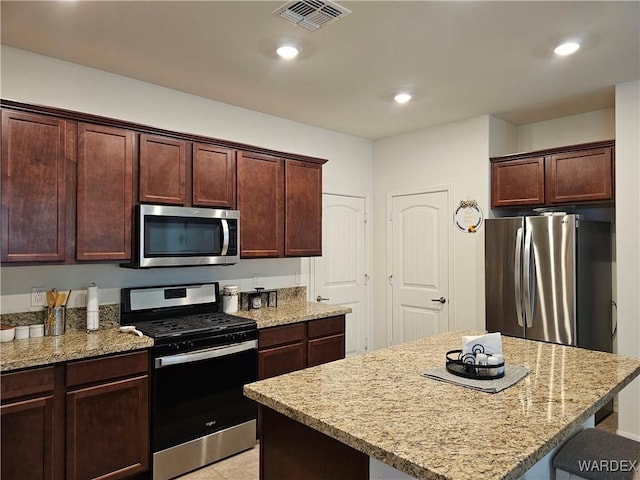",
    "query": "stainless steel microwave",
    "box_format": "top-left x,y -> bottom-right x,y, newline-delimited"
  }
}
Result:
128,204 -> 239,268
